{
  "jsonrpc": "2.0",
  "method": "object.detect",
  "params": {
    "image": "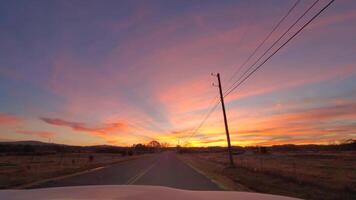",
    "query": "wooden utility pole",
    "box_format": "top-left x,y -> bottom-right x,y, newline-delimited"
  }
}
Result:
216,73 -> 235,167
